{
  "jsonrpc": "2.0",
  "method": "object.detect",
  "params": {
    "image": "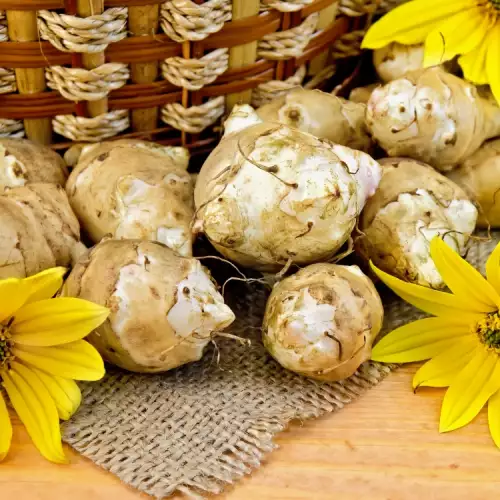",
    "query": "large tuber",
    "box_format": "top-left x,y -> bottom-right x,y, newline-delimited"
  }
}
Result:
62,239 -> 235,373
